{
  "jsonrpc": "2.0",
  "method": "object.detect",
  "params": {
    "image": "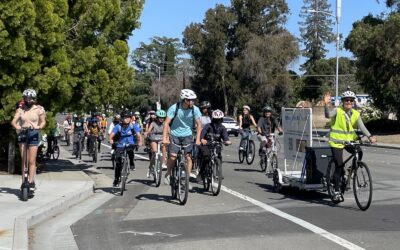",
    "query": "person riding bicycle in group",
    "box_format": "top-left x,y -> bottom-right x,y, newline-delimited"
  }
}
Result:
162,89 -> 202,189
86,112 -> 101,153
146,109 -> 168,177
11,89 -> 46,190
144,110 -> 156,132
323,91 -> 376,201
198,109 -> 231,181
99,114 -> 107,135
71,112 -> 87,157
134,111 -> 143,130
238,105 -> 257,151
199,101 -> 212,129
108,114 -> 121,159
109,111 -> 142,187
257,106 -> 283,155
63,114 -> 73,144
